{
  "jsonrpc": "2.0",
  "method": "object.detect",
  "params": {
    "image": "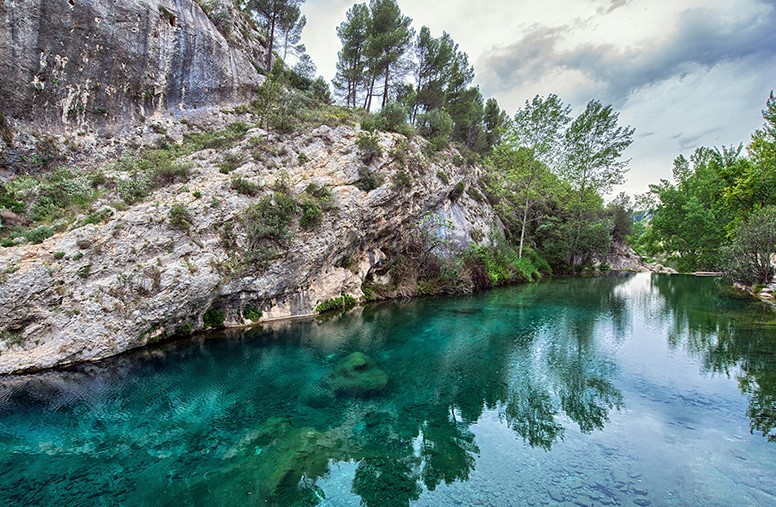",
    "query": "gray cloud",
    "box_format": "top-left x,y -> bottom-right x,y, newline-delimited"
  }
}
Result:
597,0 -> 632,15
478,2 -> 776,106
